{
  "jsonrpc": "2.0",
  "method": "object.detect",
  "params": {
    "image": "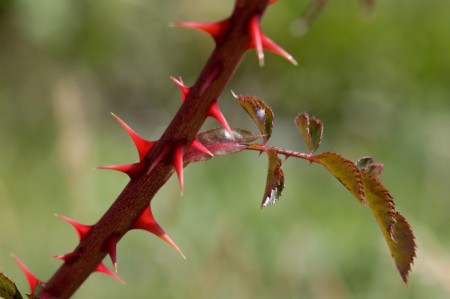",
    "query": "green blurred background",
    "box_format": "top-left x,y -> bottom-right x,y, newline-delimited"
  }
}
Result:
1,0 -> 449,298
